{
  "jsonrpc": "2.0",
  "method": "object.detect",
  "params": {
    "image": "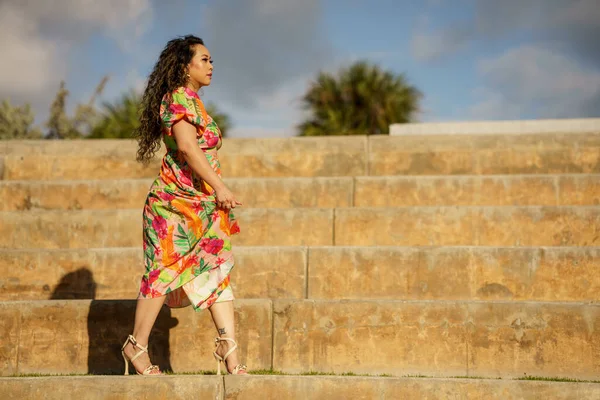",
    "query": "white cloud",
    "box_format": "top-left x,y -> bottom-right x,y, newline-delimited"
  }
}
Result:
0,0 -> 151,116
214,74 -> 312,138
198,0 -> 337,137
468,45 -> 600,119
411,0 -> 600,65
411,0 -> 600,119
203,0 -> 334,109
0,4 -> 63,97
411,26 -> 472,62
